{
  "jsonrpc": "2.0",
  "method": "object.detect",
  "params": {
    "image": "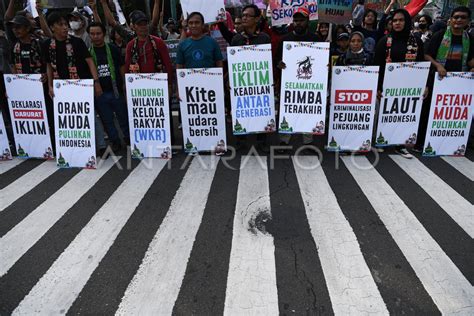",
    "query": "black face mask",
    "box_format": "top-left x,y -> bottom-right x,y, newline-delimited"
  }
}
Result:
419,23 -> 427,30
